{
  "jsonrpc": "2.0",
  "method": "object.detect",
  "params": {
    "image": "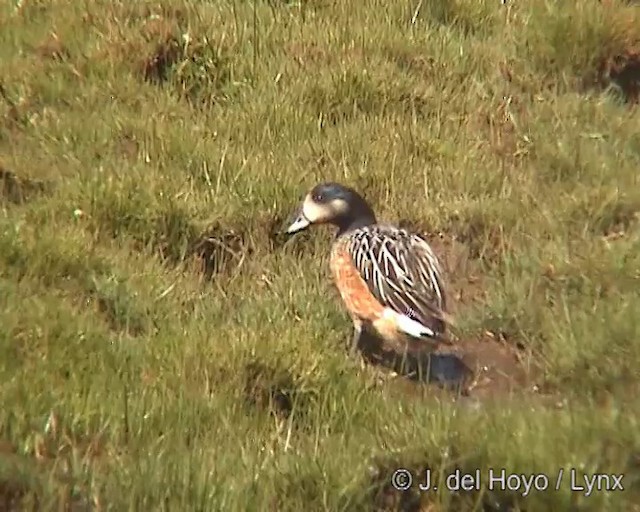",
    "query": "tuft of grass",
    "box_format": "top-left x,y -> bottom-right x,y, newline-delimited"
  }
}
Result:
513,1 -> 640,101
136,16 -> 237,107
0,0 -> 639,510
